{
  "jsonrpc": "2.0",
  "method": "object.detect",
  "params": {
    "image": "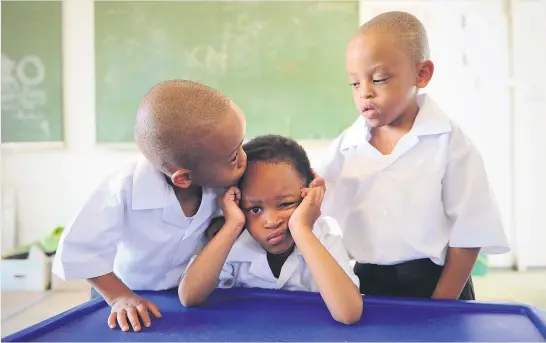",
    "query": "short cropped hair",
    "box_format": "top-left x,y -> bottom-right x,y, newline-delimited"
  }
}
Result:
134,80 -> 231,174
242,135 -> 313,186
360,11 -> 430,63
